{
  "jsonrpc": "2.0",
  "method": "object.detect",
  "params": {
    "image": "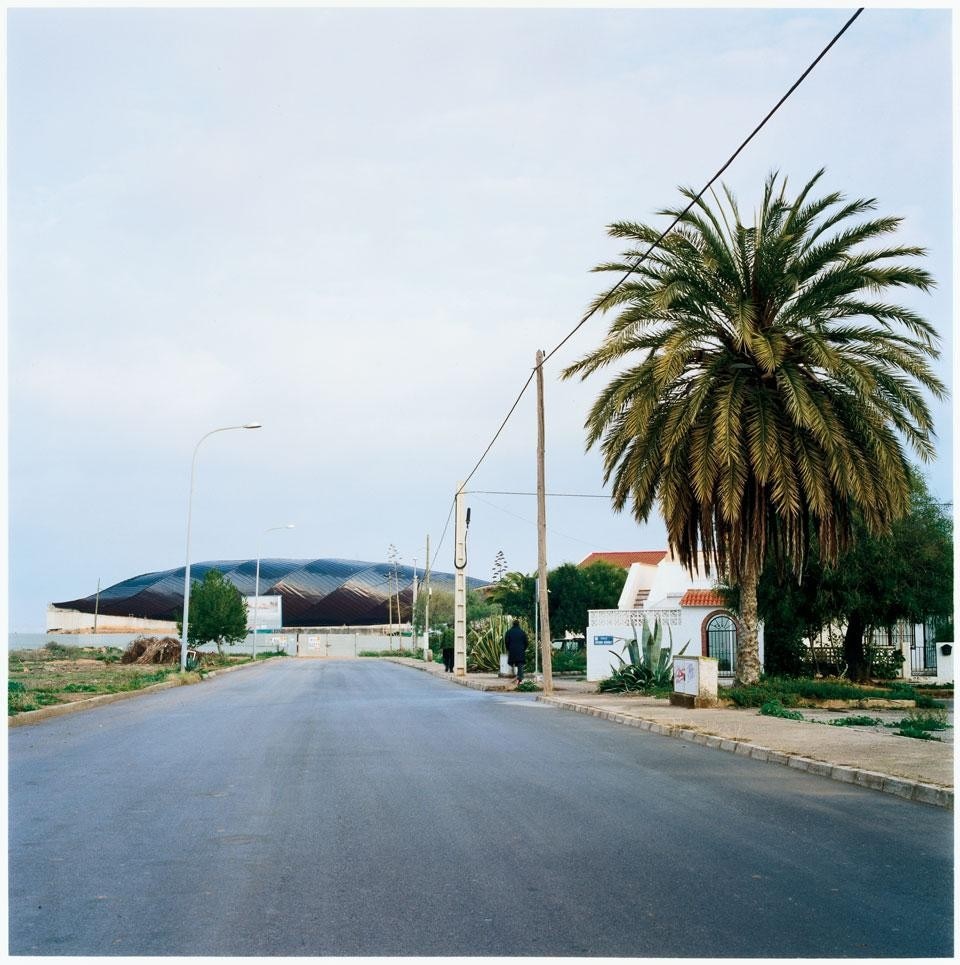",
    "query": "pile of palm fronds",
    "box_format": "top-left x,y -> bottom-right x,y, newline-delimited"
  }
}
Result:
121,636 -> 182,665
